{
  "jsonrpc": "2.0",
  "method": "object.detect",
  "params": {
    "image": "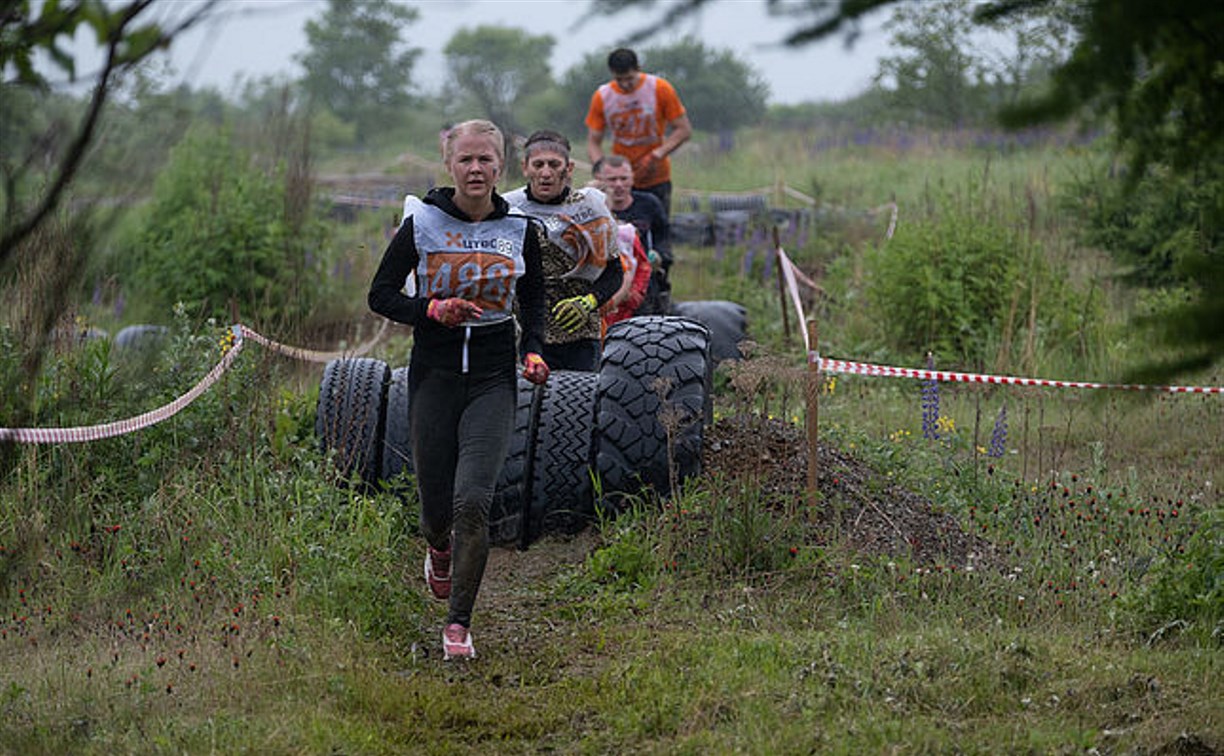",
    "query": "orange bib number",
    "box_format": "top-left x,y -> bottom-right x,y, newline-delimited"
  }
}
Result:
426,256 -> 513,312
